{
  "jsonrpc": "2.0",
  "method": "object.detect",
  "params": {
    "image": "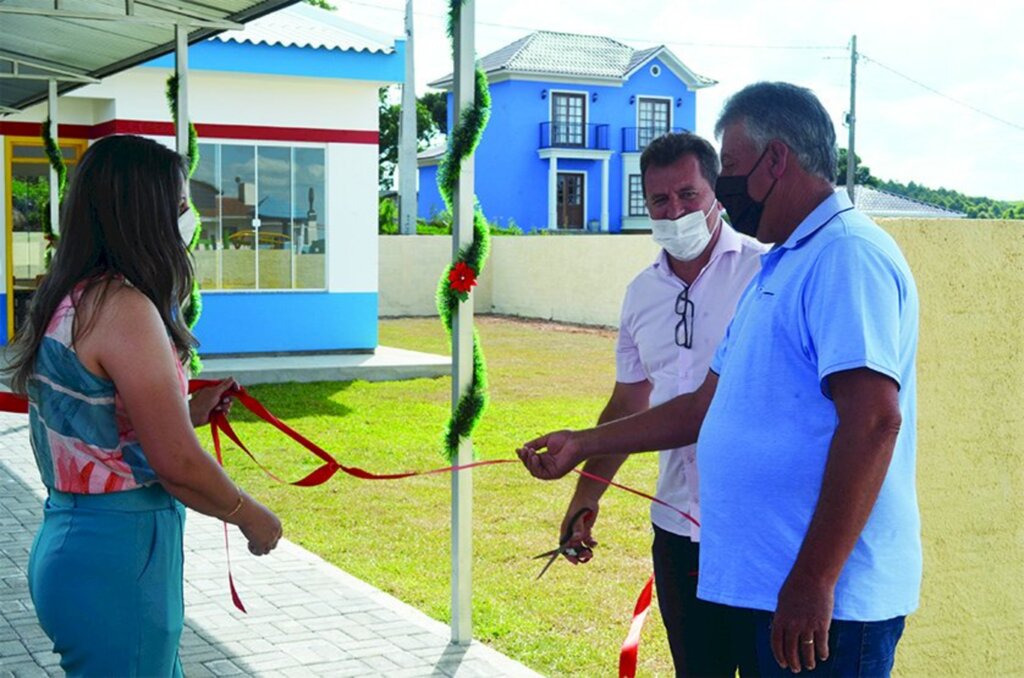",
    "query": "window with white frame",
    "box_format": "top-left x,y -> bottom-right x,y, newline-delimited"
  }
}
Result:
637,97 -> 671,150
189,143 -> 326,291
552,92 -> 586,147
628,174 -> 647,217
